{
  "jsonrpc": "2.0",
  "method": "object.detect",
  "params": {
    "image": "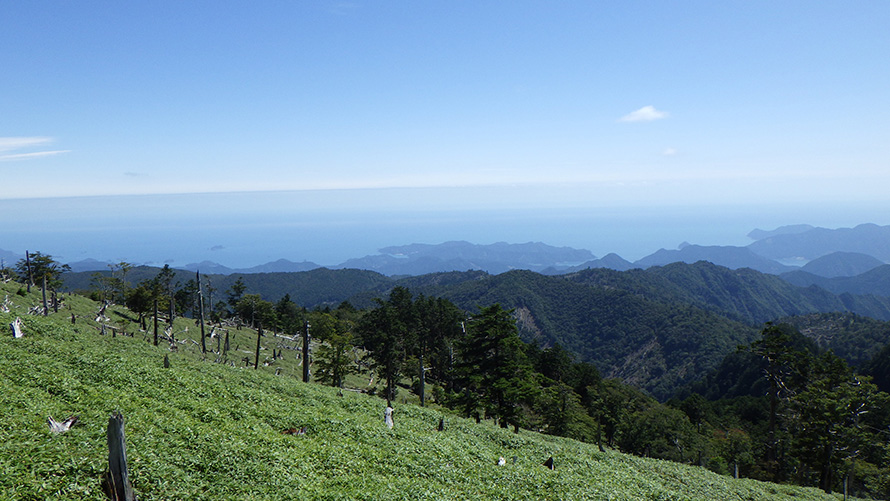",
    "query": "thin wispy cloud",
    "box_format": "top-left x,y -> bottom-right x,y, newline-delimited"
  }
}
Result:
662,148 -> 678,156
619,105 -> 669,122
0,136 -> 70,161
